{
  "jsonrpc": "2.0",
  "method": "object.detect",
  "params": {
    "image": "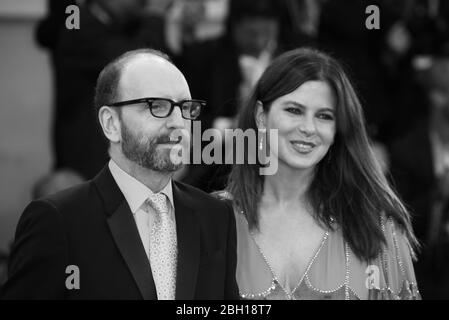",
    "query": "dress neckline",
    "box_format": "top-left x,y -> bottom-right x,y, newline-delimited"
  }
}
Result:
249,223 -> 330,299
